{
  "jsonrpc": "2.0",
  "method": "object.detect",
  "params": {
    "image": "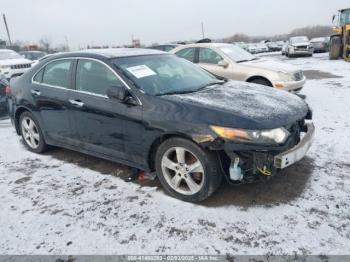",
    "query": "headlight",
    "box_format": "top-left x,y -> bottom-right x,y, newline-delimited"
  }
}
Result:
210,126 -> 290,145
277,71 -> 294,81
0,65 -> 10,69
